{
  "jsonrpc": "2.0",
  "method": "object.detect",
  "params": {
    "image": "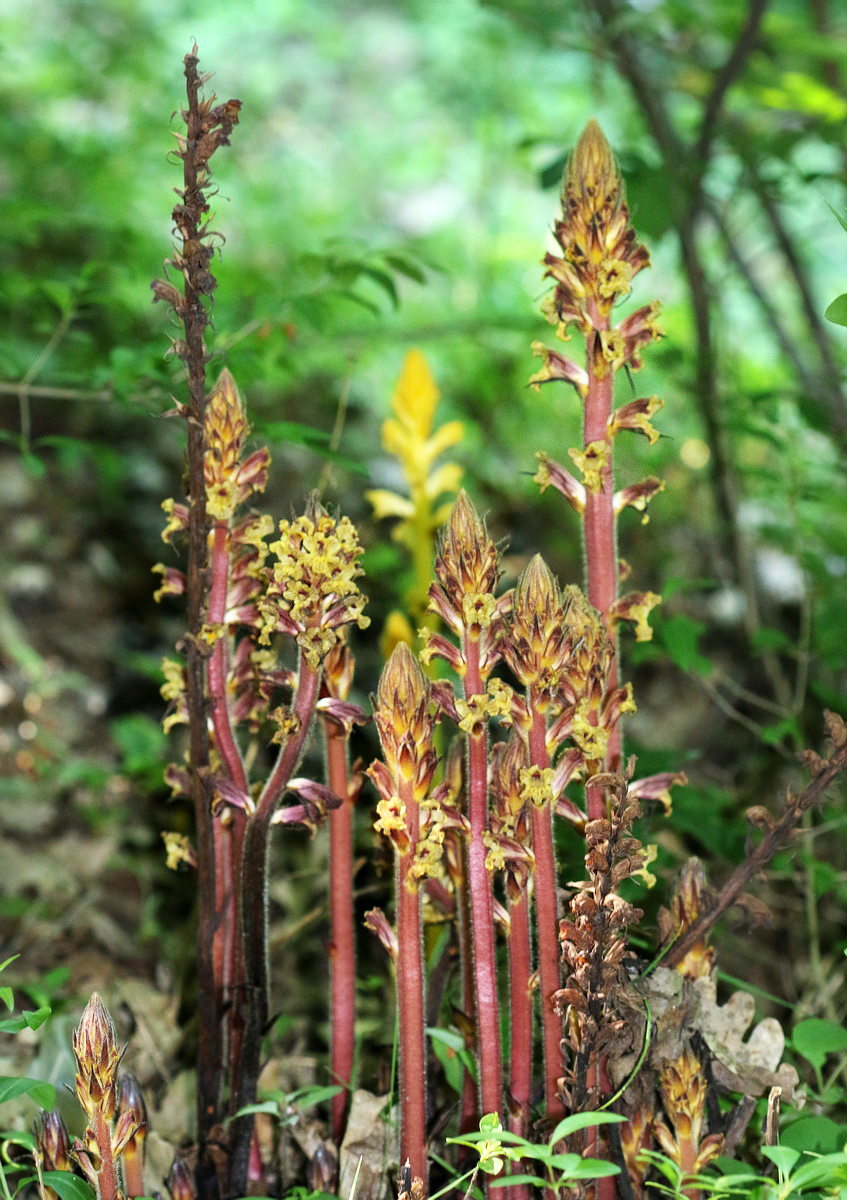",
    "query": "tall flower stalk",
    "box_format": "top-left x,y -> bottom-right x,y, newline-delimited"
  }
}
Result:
368,644 -> 440,1188
531,119 -> 664,801
152,51 -> 370,1200
424,492 -> 507,1124
320,639 -> 364,1142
